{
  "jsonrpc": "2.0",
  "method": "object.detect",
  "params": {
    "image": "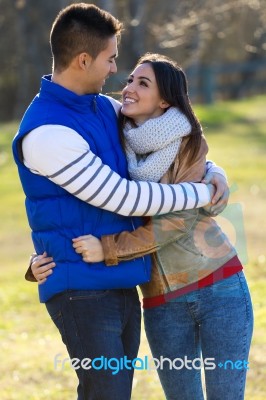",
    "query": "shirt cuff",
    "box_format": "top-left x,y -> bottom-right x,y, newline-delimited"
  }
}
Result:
25,253 -> 38,282
101,235 -> 119,266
